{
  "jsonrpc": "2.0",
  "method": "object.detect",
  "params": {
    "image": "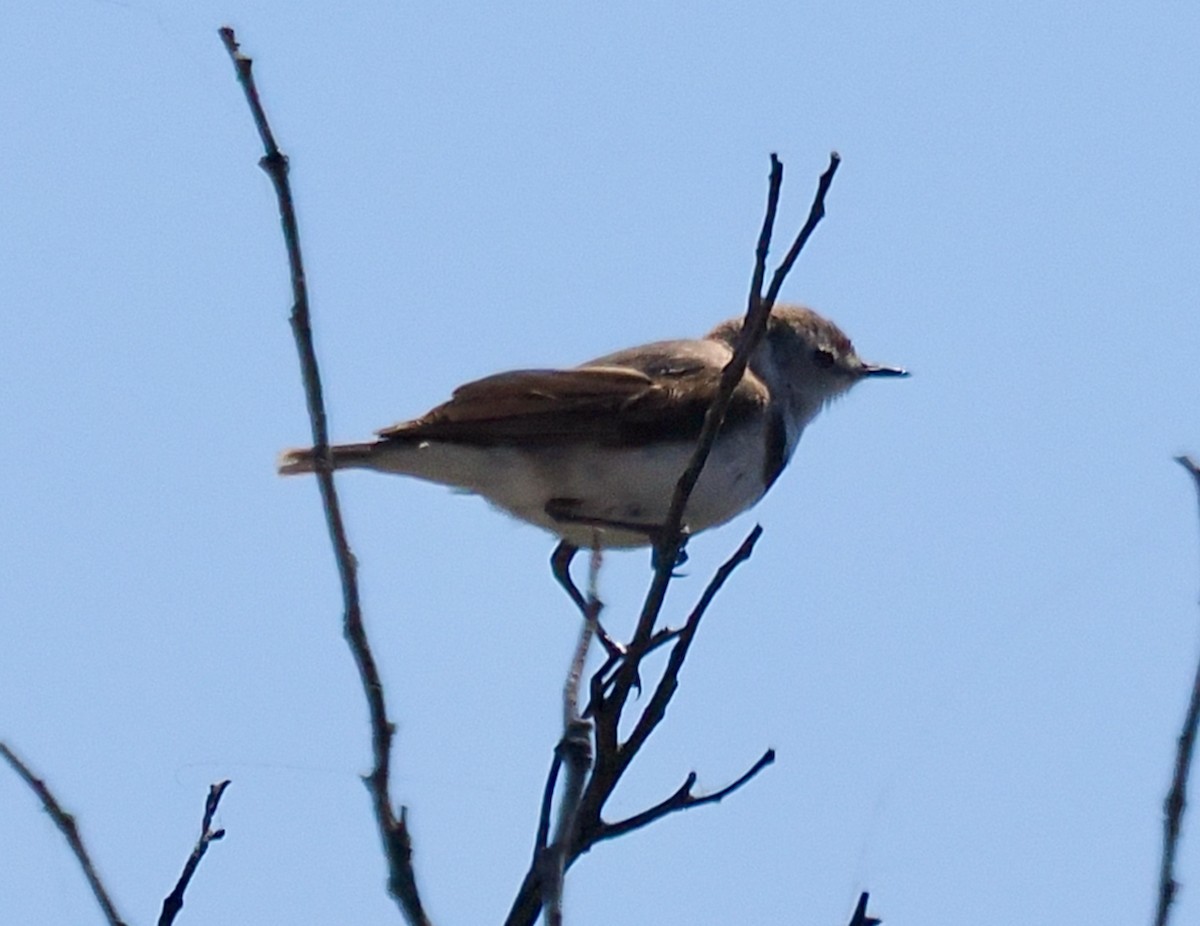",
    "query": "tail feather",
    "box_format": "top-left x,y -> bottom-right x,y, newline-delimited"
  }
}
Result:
277,442 -> 377,475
